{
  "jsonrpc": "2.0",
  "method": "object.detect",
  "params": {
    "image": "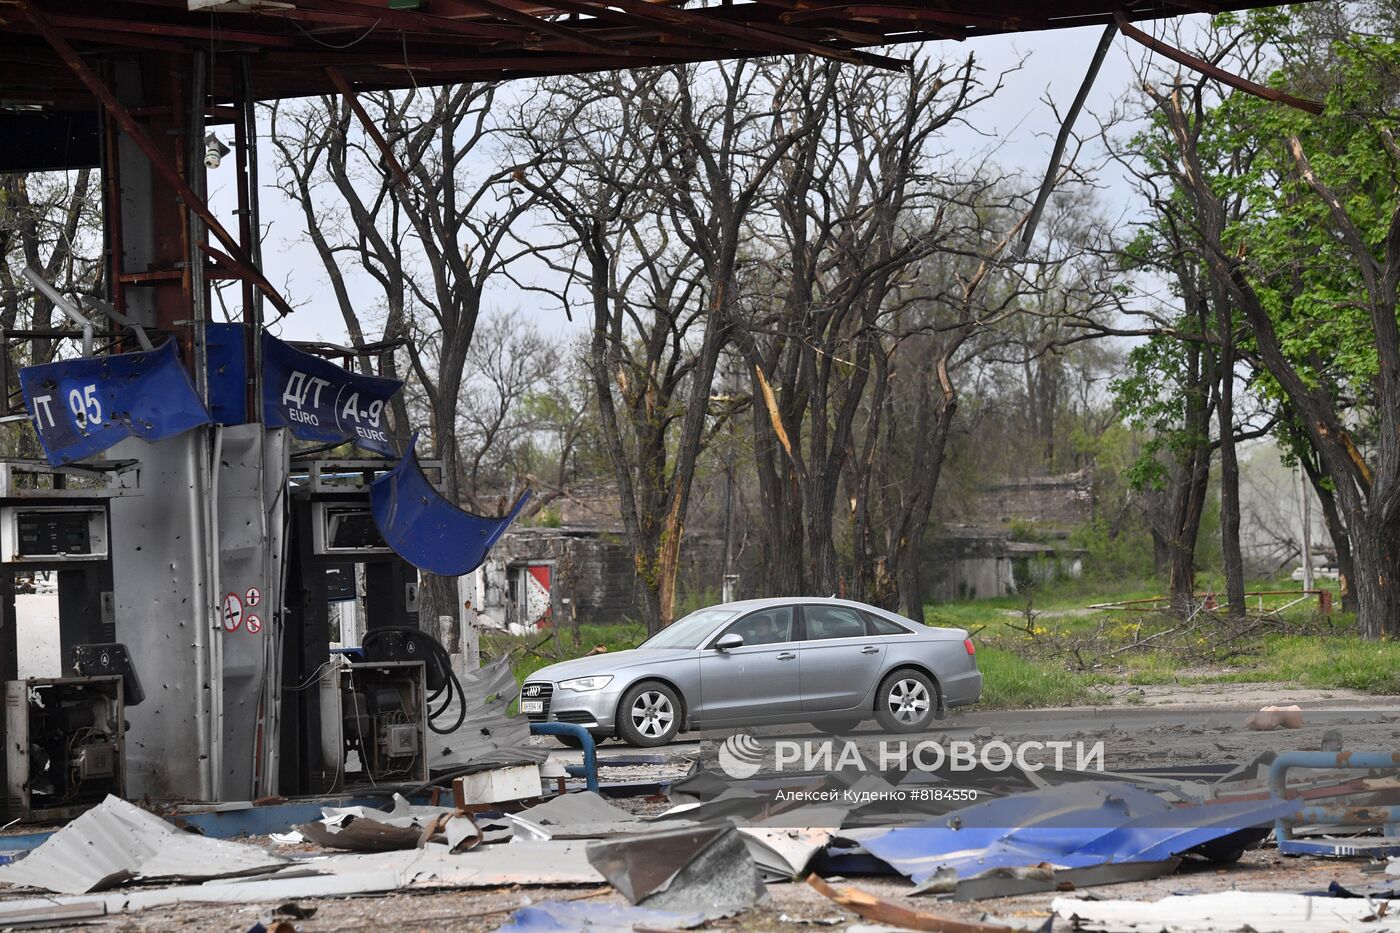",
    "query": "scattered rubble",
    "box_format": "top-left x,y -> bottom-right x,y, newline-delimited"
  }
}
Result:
2,705 -> 1400,931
